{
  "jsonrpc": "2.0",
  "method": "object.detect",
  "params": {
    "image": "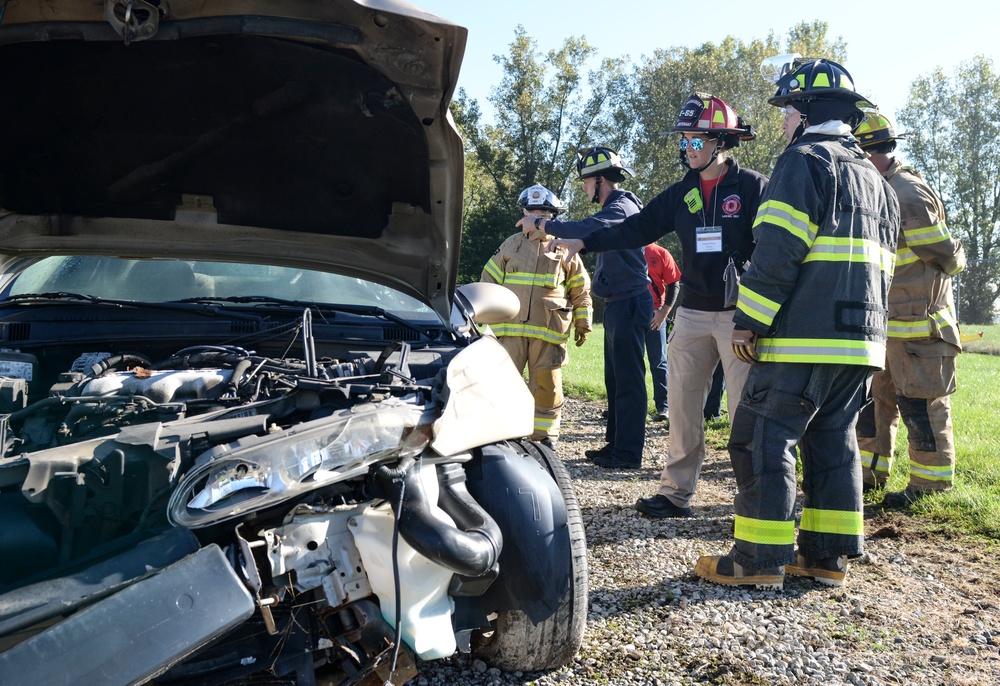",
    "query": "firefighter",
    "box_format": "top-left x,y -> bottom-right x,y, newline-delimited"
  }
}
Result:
516,148 -> 651,469
543,95 -> 768,508
694,57 -> 899,589
482,184 -> 593,450
853,113 -> 966,507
